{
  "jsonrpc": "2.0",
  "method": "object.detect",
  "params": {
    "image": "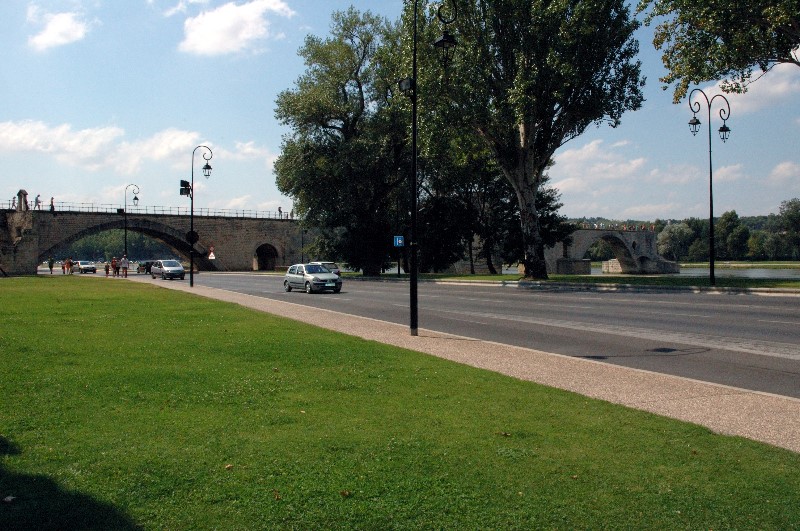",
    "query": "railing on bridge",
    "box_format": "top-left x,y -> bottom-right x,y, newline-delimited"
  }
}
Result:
0,200 -> 293,220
